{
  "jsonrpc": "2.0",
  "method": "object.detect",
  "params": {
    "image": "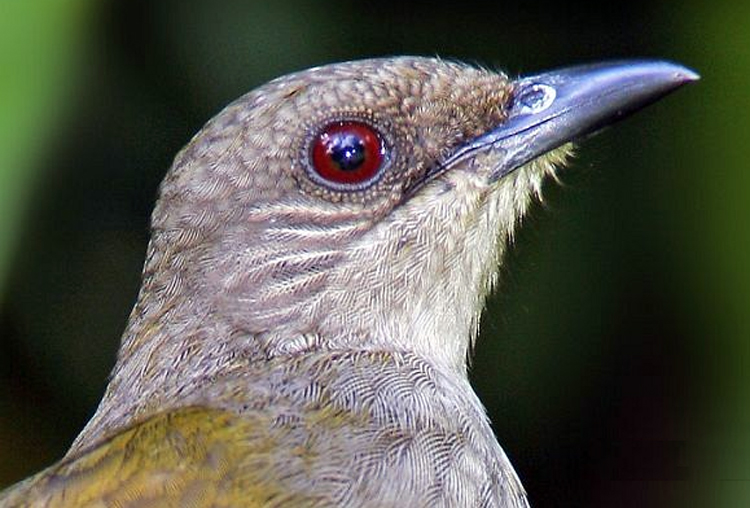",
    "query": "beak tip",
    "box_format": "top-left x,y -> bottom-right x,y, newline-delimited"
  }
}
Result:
647,60 -> 700,86
676,67 -> 701,83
